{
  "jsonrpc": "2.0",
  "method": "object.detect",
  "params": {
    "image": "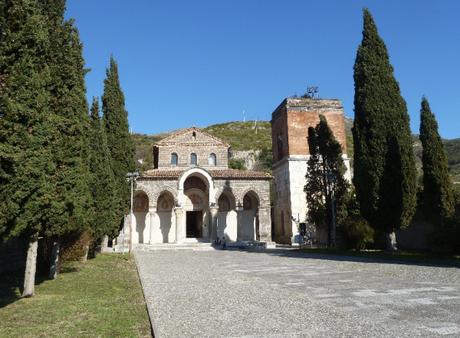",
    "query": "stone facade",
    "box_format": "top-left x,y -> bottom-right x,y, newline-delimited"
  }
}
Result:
271,98 -> 351,244
119,127 -> 272,247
